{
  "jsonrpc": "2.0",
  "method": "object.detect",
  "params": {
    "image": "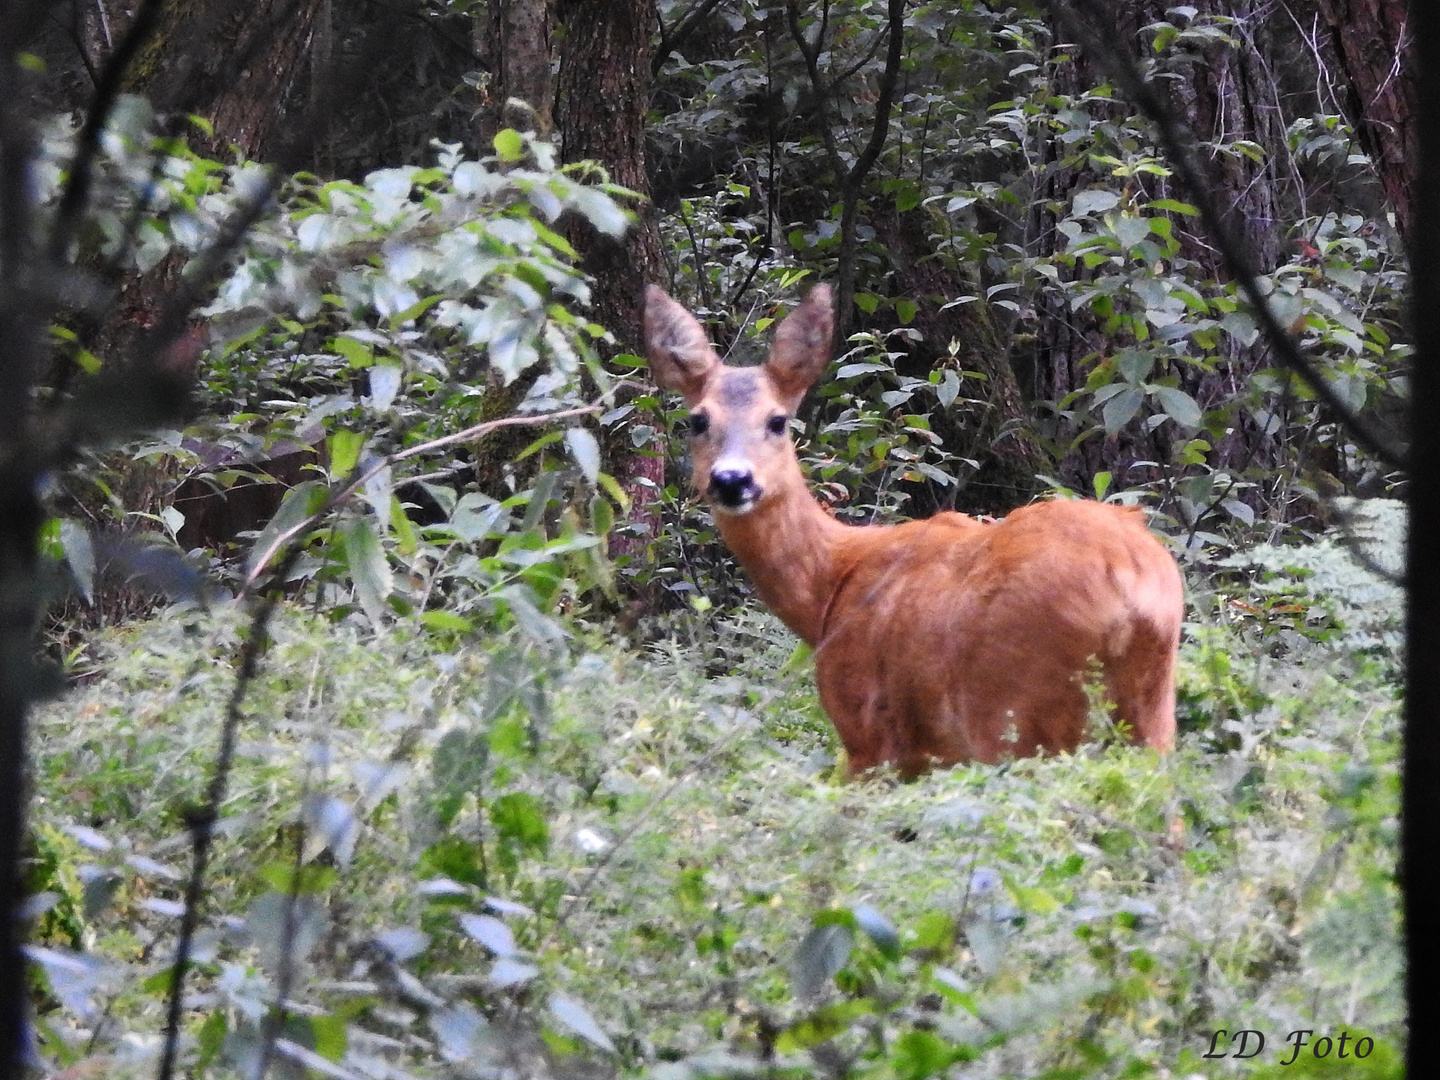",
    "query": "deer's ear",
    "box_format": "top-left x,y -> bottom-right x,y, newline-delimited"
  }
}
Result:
644,285 -> 721,405
766,285 -> 834,411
